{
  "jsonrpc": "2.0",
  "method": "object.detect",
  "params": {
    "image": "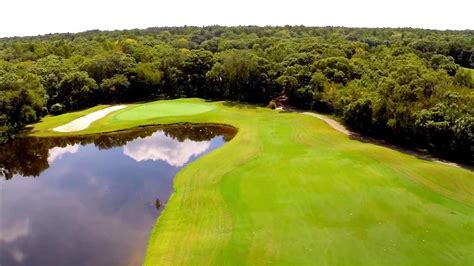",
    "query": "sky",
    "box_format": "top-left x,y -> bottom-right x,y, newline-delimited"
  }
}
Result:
1,0 -> 473,37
